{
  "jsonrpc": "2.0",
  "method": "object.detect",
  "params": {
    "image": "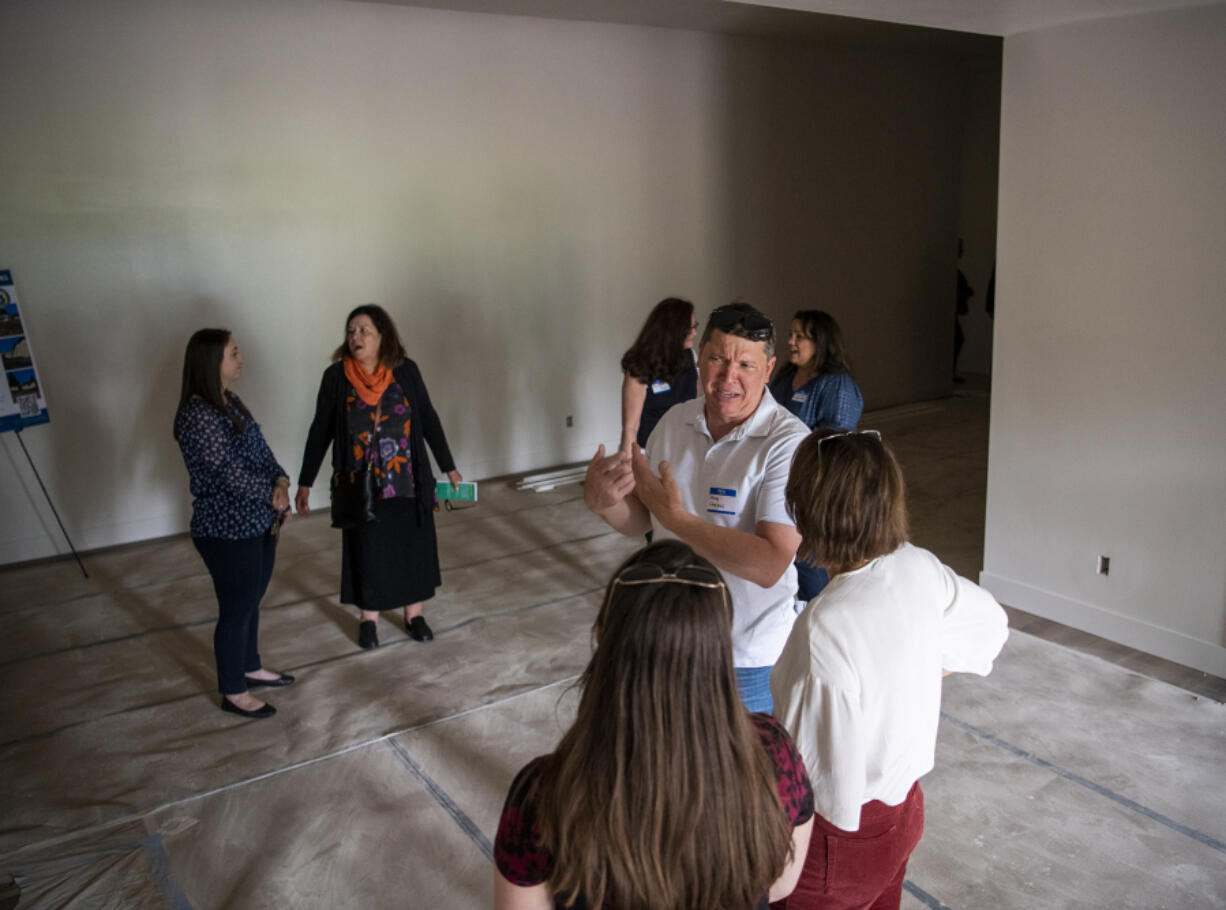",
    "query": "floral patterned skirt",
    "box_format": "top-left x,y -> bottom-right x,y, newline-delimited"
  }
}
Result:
340,496 -> 440,610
